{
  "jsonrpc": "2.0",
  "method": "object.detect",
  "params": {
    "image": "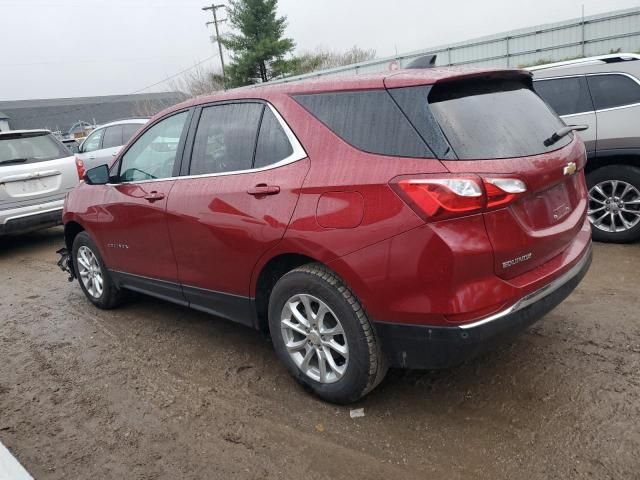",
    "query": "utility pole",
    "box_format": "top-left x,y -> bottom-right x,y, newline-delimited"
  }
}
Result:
203,4 -> 227,89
